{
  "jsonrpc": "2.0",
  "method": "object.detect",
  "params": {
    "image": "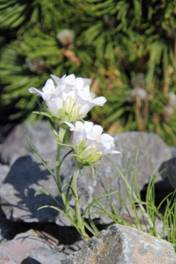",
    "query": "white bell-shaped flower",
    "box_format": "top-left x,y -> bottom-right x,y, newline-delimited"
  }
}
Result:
29,74 -> 106,122
66,121 -> 120,166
